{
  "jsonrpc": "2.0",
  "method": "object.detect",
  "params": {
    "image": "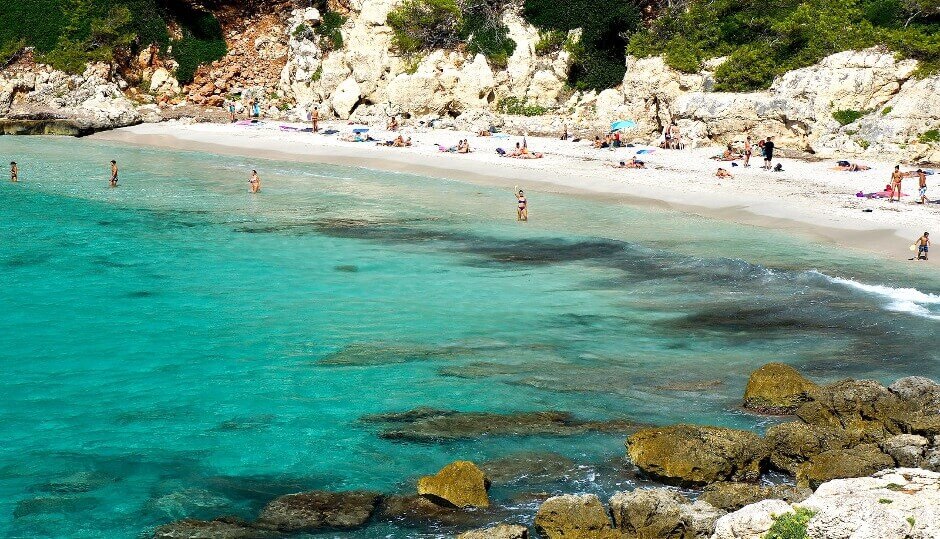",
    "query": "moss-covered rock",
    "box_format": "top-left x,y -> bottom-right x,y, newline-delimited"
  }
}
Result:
795,380 -> 912,441
256,490 -> 381,533
626,424 -> 767,486
153,517 -> 277,539
795,444 -> 895,489
457,524 -> 529,539
417,461 -> 490,508
534,494 -> 620,539
764,421 -> 858,474
743,363 -> 817,414
699,482 -> 811,512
